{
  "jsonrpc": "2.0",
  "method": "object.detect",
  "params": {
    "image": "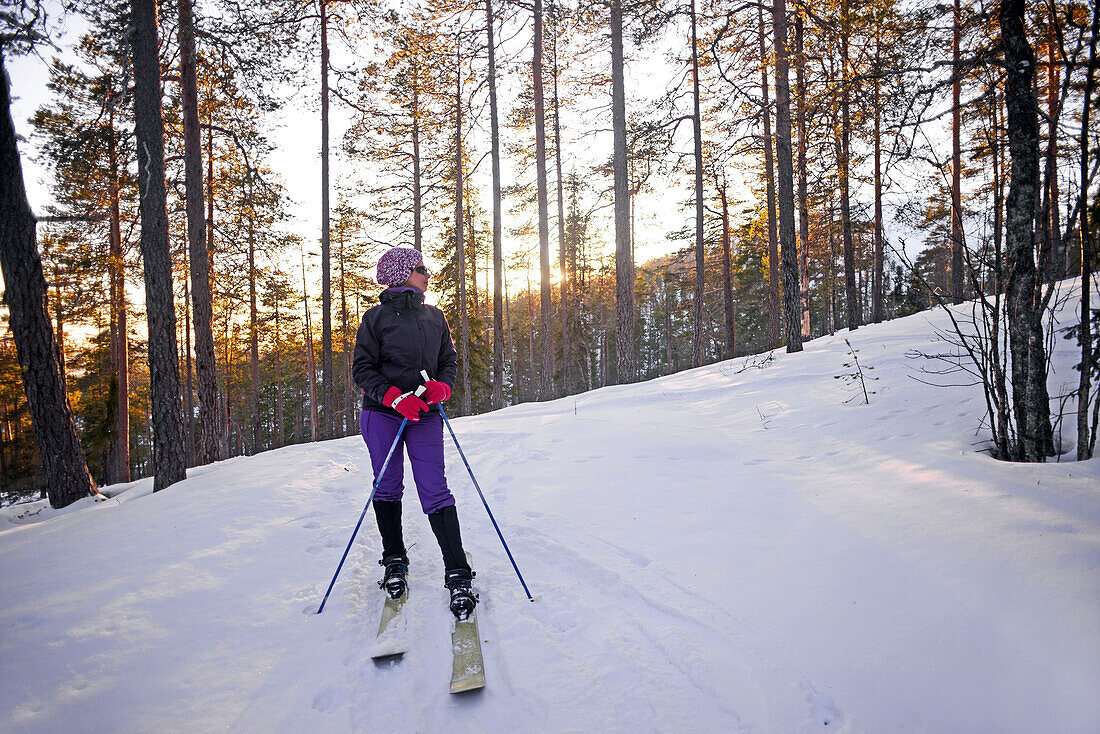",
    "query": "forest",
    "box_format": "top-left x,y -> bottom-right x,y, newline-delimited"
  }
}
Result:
1,0 -> 1097,506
